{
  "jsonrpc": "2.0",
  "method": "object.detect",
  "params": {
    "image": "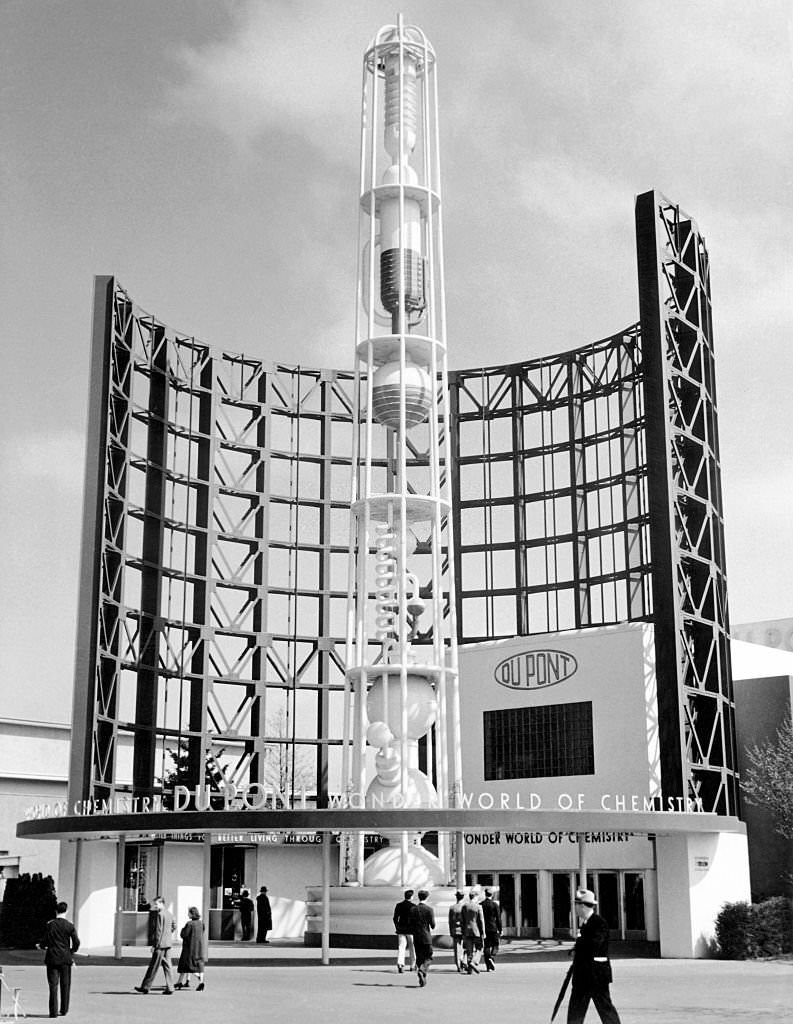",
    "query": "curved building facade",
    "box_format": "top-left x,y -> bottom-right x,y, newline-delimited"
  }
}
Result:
23,190 -> 748,956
